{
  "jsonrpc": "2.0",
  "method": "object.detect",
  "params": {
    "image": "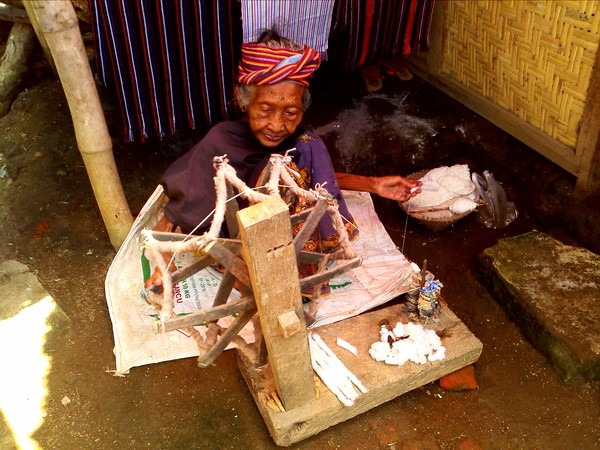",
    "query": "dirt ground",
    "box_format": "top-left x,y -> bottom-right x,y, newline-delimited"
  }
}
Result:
1,57 -> 599,449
